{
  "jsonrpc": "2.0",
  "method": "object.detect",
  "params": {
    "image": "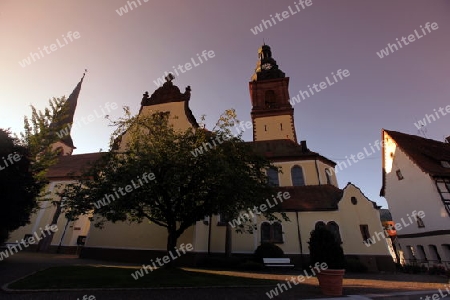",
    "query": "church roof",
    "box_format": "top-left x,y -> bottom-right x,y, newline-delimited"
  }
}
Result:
47,152 -> 105,179
250,139 -> 336,166
50,73 -> 85,148
279,185 -> 343,211
384,129 -> 450,177
139,80 -> 198,128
